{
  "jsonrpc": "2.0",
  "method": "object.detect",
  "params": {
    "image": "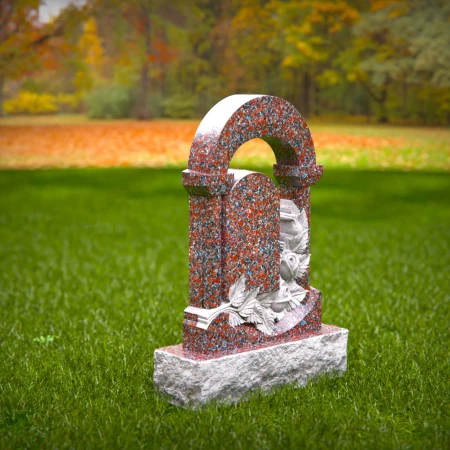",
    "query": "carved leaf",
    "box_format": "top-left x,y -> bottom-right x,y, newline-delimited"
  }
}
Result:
256,323 -> 271,334
294,254 -> 310,279
287,207 -> 309,254
287,284 -> 308,311
227,277 -> 275,335
229,276 -> 247,308
256,306 -> 276,335
247,313 -> 263,324
299,208 -> 308,233
247,302 -> 265,324
290,229 -> 308,254
229,311 -> 245,327
285,302 -> 294,312
239,295 -> 259,318
257,291 -> 277,307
